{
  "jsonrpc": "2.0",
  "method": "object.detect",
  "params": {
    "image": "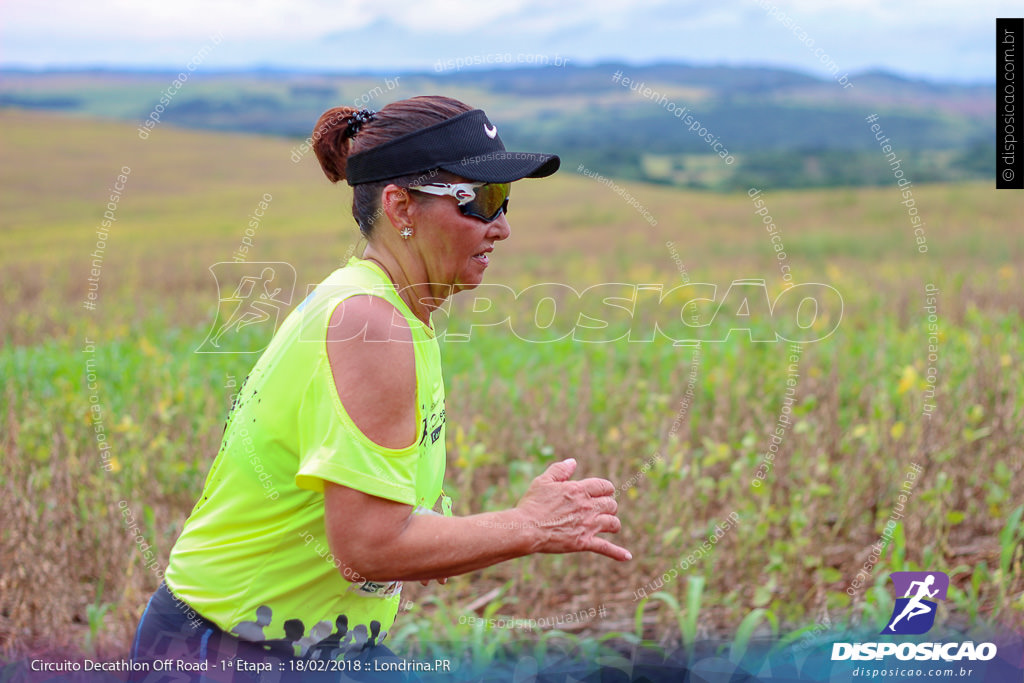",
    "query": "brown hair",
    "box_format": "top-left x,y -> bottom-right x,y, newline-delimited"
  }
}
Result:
312,96 -> 472,237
